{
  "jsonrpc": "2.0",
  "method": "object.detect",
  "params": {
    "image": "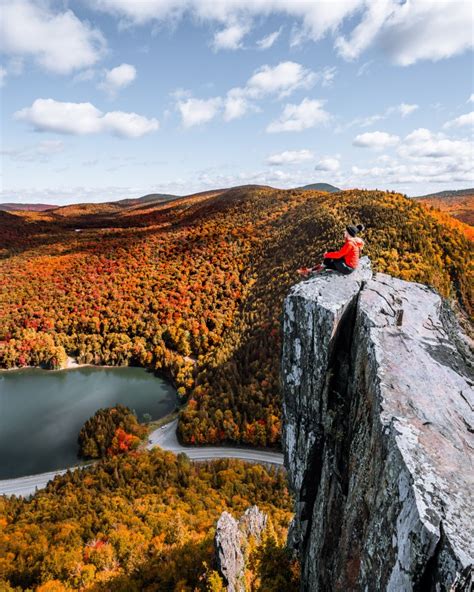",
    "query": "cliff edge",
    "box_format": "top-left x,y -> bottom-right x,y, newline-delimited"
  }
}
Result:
282,257 -> 473,591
